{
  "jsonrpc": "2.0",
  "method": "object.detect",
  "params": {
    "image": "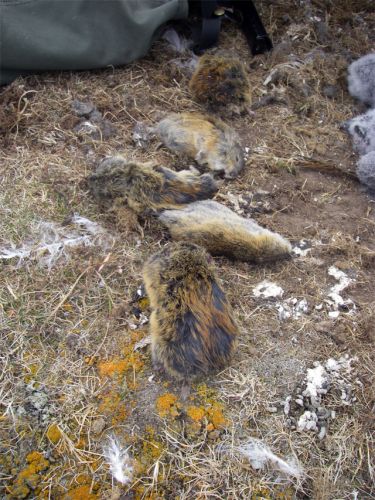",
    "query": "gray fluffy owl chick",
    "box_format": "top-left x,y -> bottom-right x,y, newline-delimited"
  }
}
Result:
347,53 -> 375,108
343,108 -> 375,155
357,151 -> 375,193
